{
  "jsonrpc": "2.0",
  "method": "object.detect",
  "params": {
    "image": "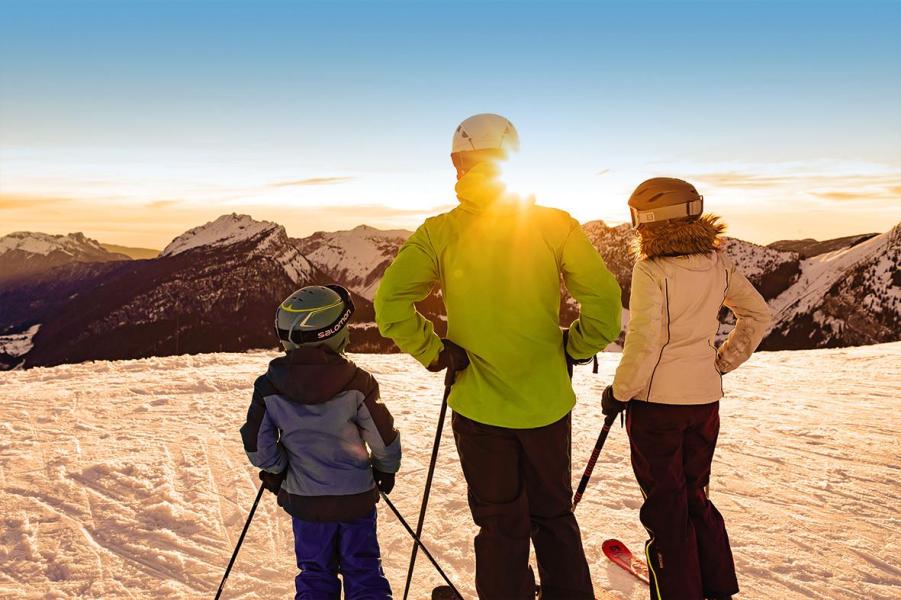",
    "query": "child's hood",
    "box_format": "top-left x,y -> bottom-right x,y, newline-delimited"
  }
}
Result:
265,346 -> 359,405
